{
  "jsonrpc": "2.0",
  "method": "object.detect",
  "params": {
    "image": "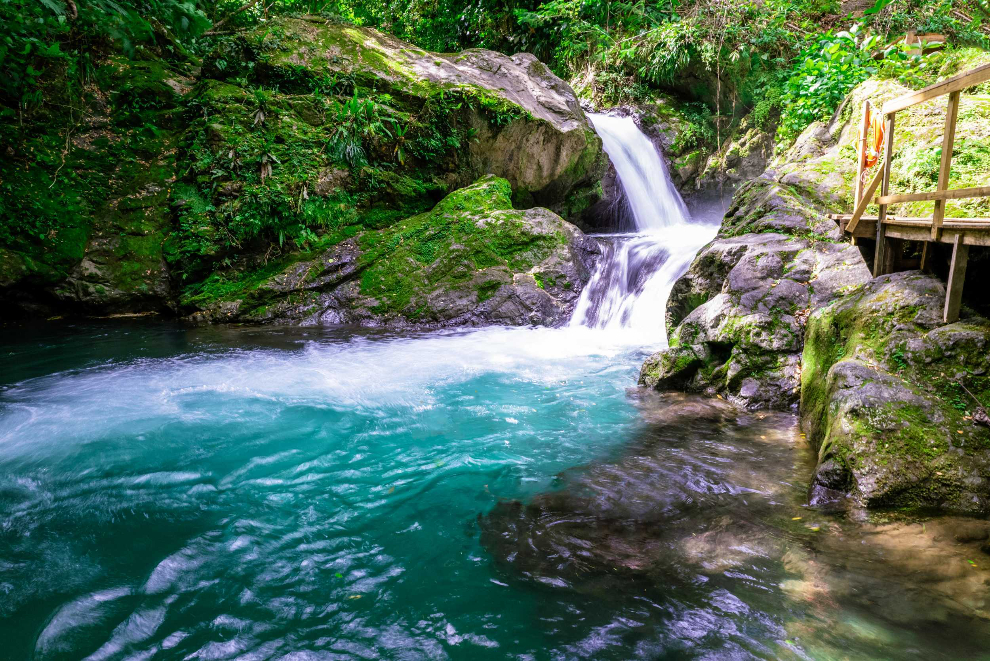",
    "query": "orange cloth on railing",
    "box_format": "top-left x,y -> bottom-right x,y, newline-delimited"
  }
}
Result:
863,105 -> 884,168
